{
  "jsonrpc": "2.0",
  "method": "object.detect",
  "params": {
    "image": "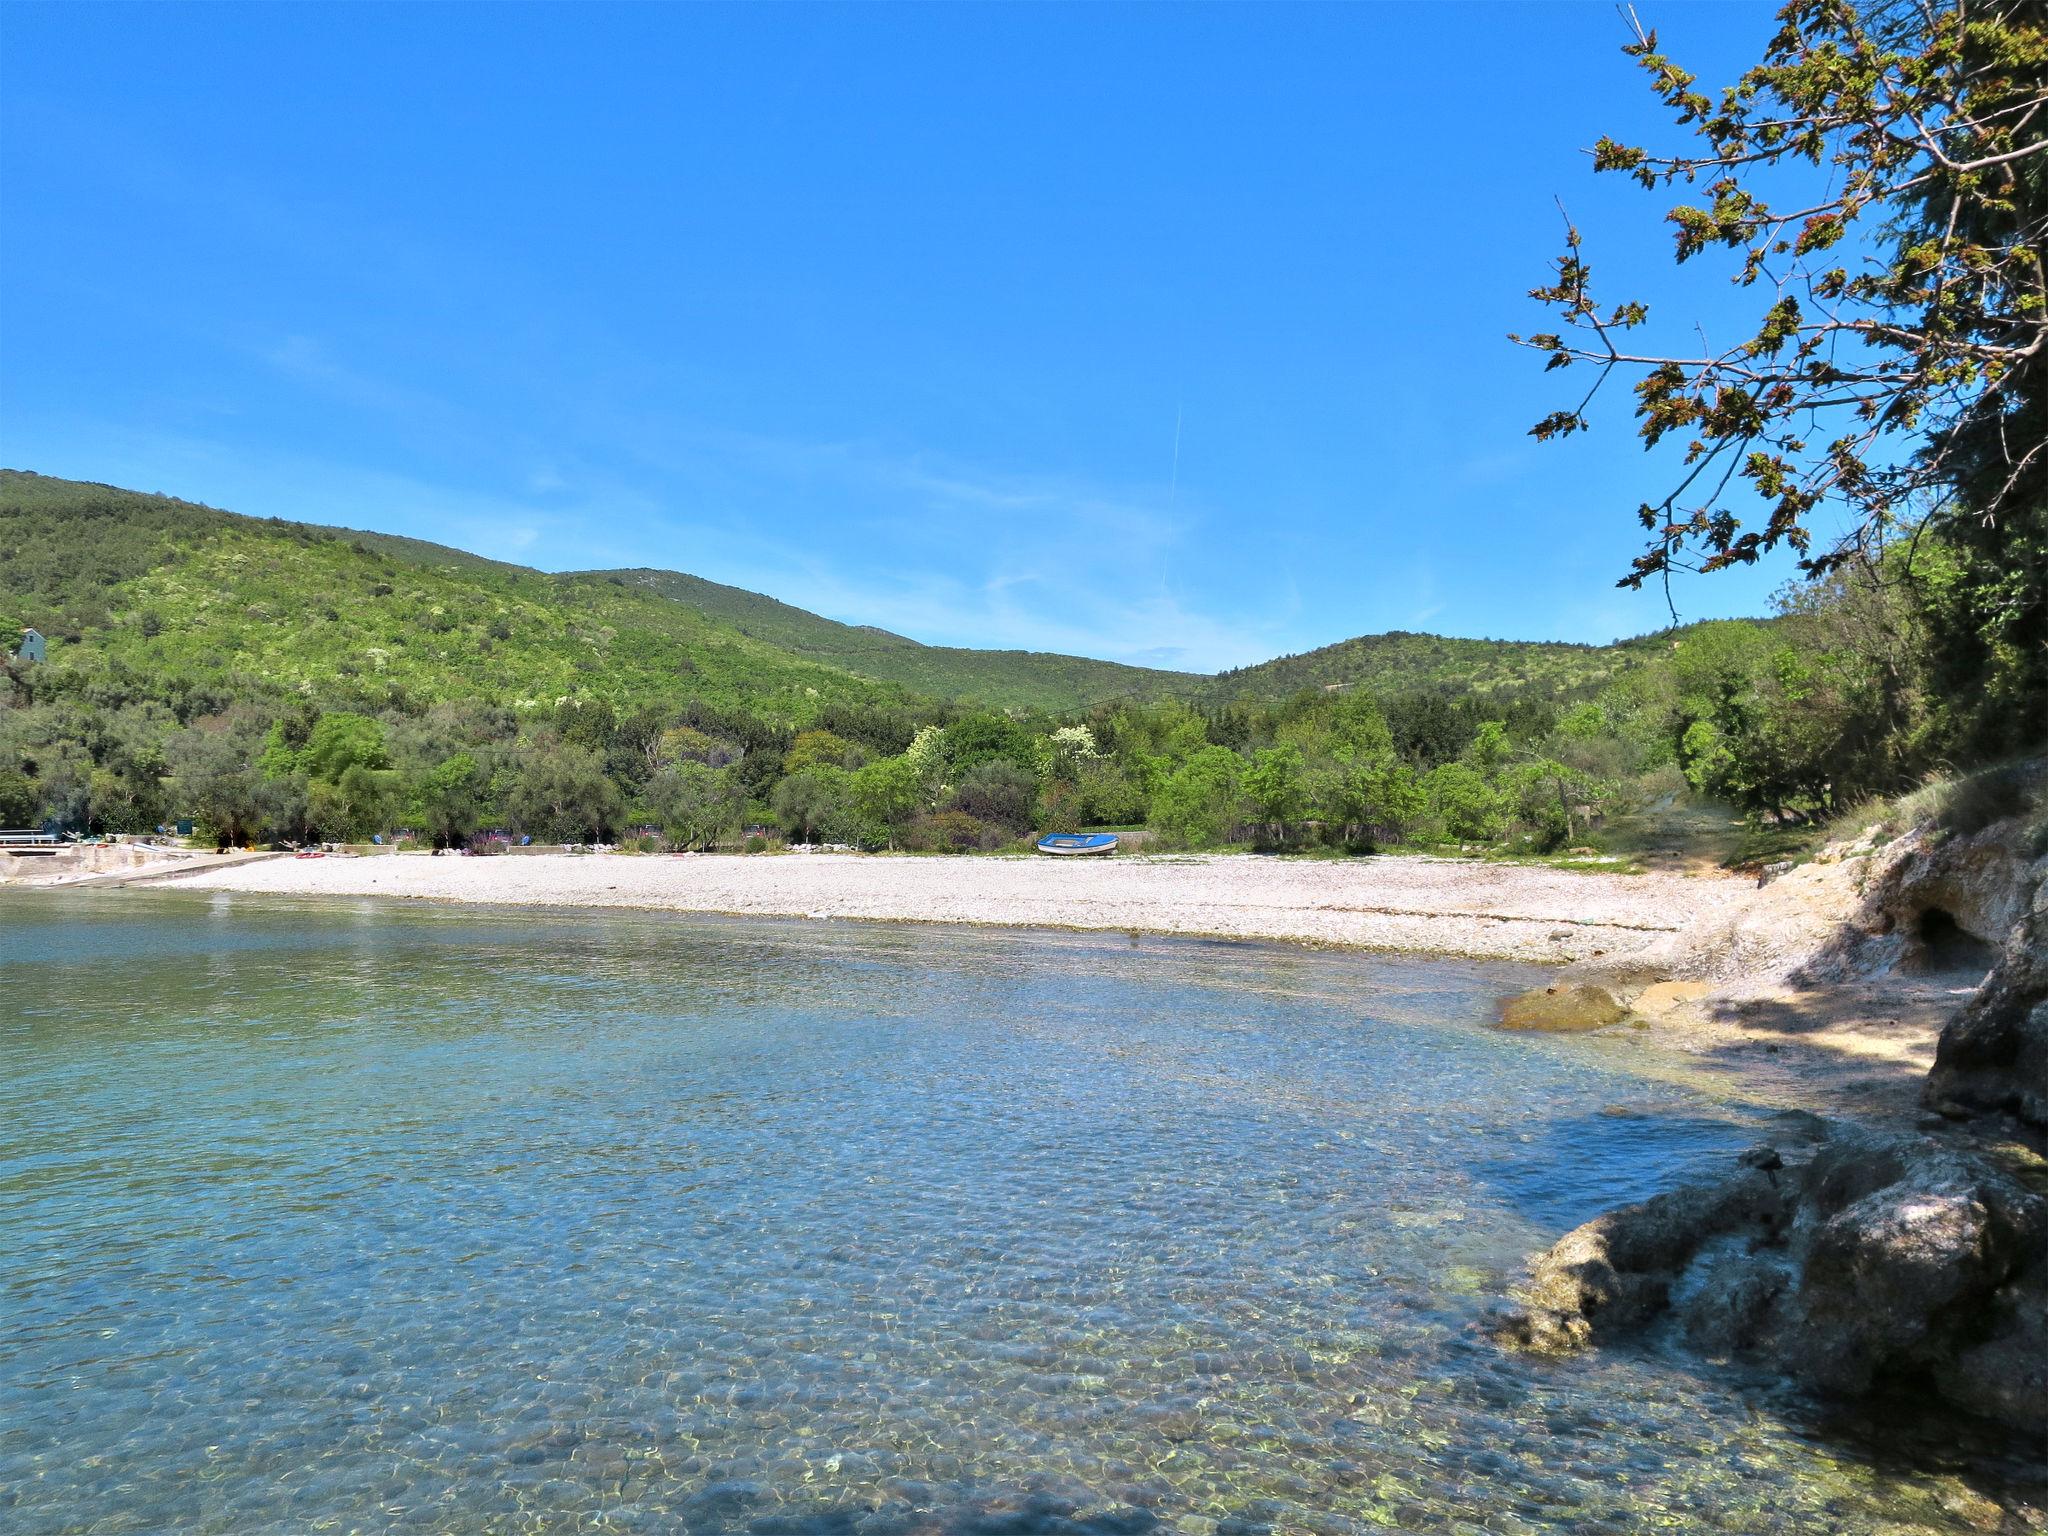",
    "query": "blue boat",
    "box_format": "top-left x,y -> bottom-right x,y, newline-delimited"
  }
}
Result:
1035,832 -> 1118,857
